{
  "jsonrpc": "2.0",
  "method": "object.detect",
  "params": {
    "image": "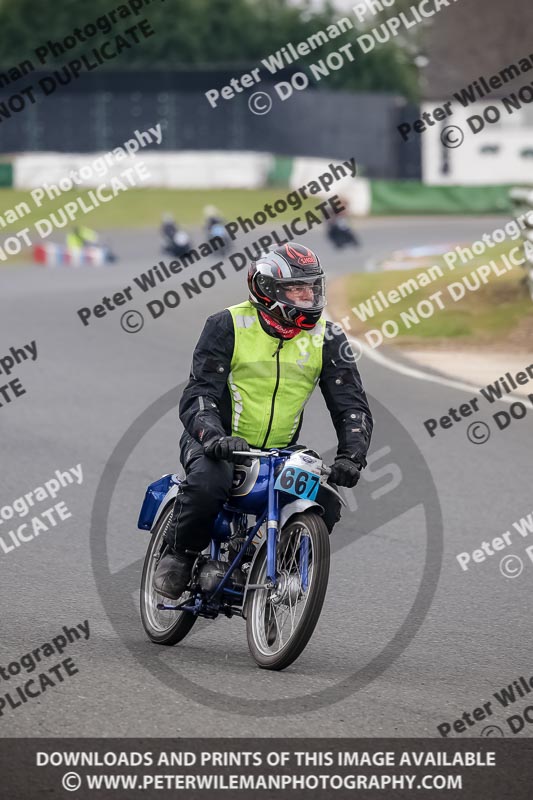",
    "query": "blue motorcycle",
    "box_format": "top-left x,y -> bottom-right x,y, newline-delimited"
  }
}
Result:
138,447 -> 344,670
206,221 -> 231,257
